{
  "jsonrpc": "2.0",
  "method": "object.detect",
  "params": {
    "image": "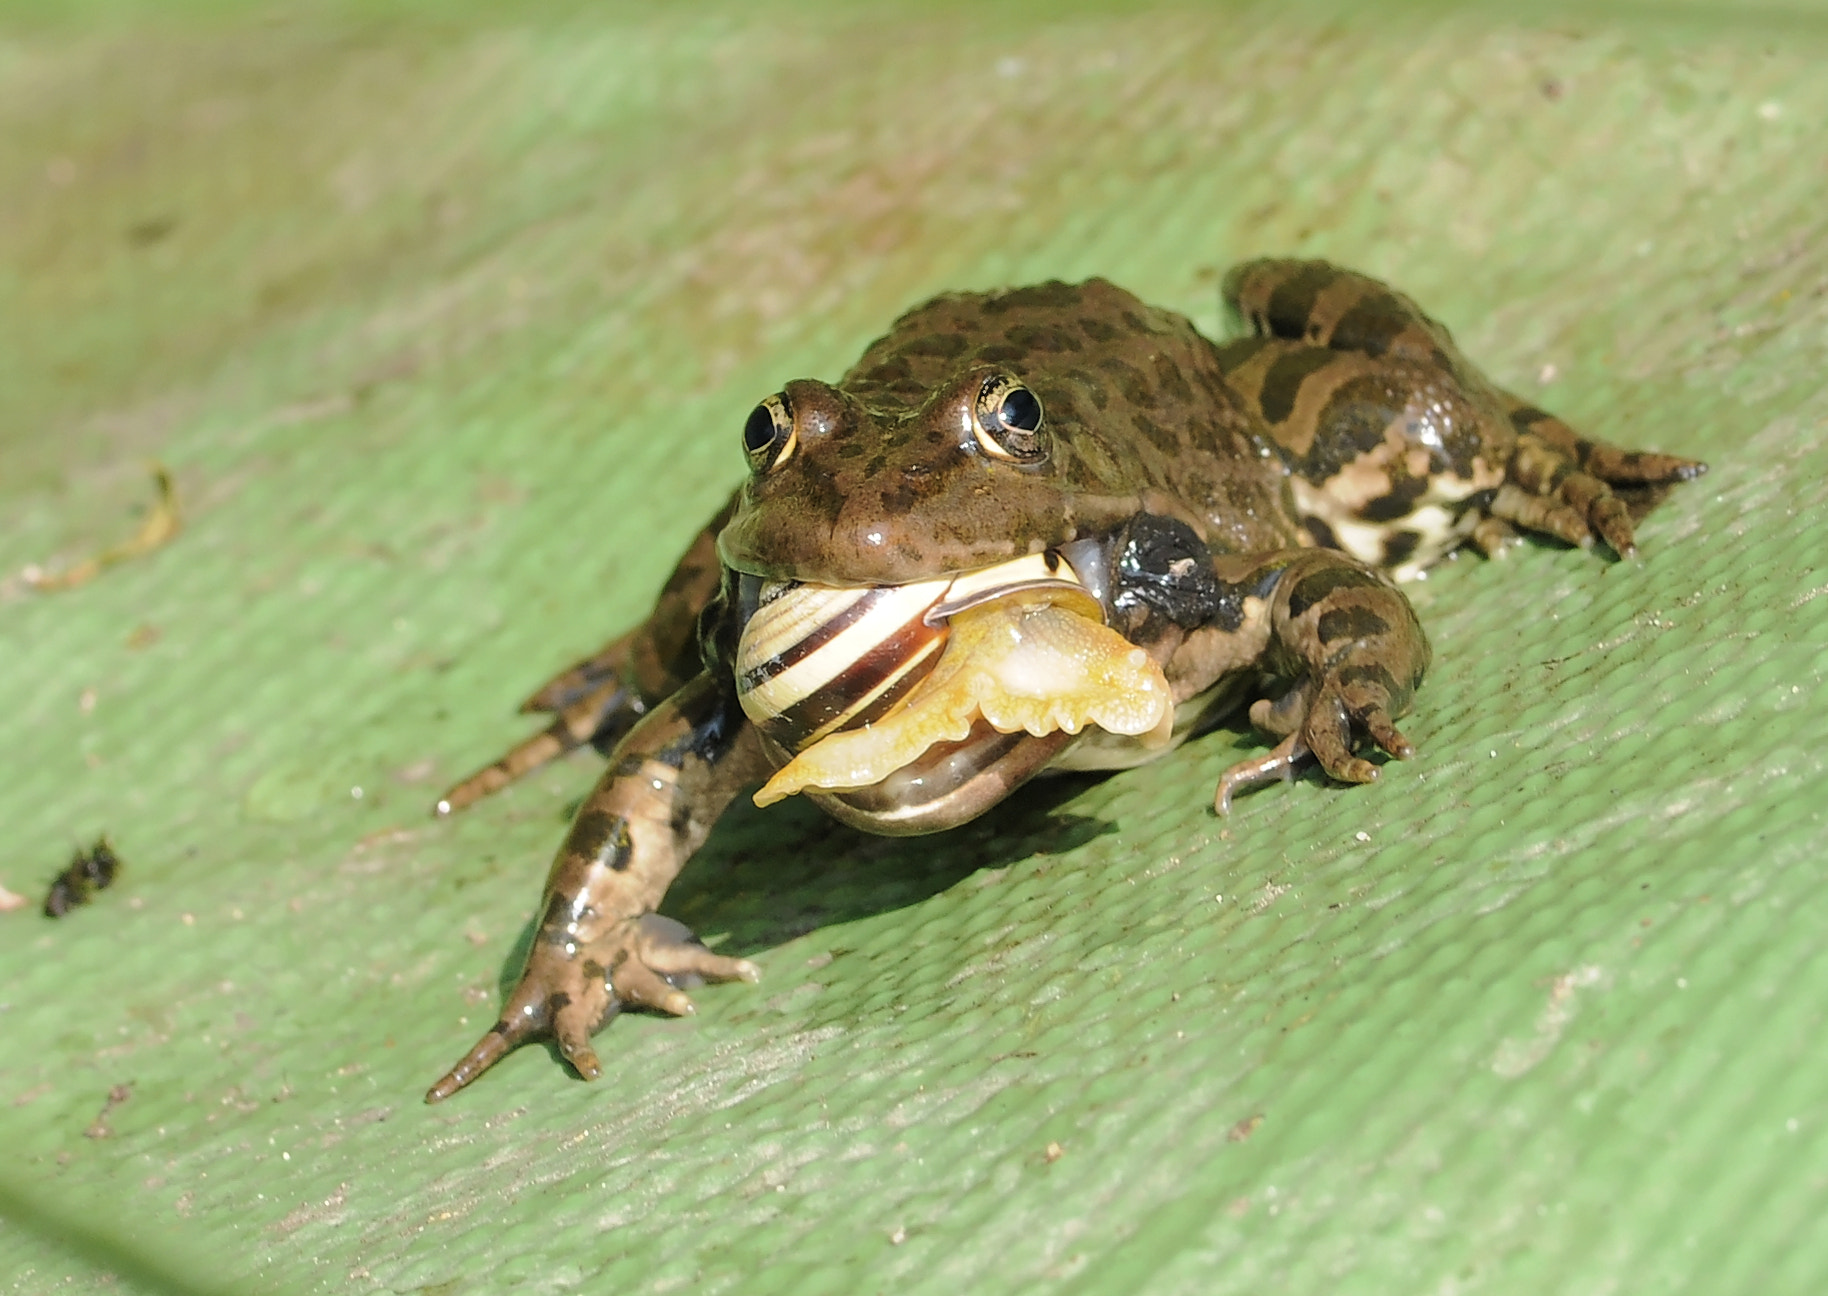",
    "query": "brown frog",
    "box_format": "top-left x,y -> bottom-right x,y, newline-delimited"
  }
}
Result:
423,260 -> 1703,1101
